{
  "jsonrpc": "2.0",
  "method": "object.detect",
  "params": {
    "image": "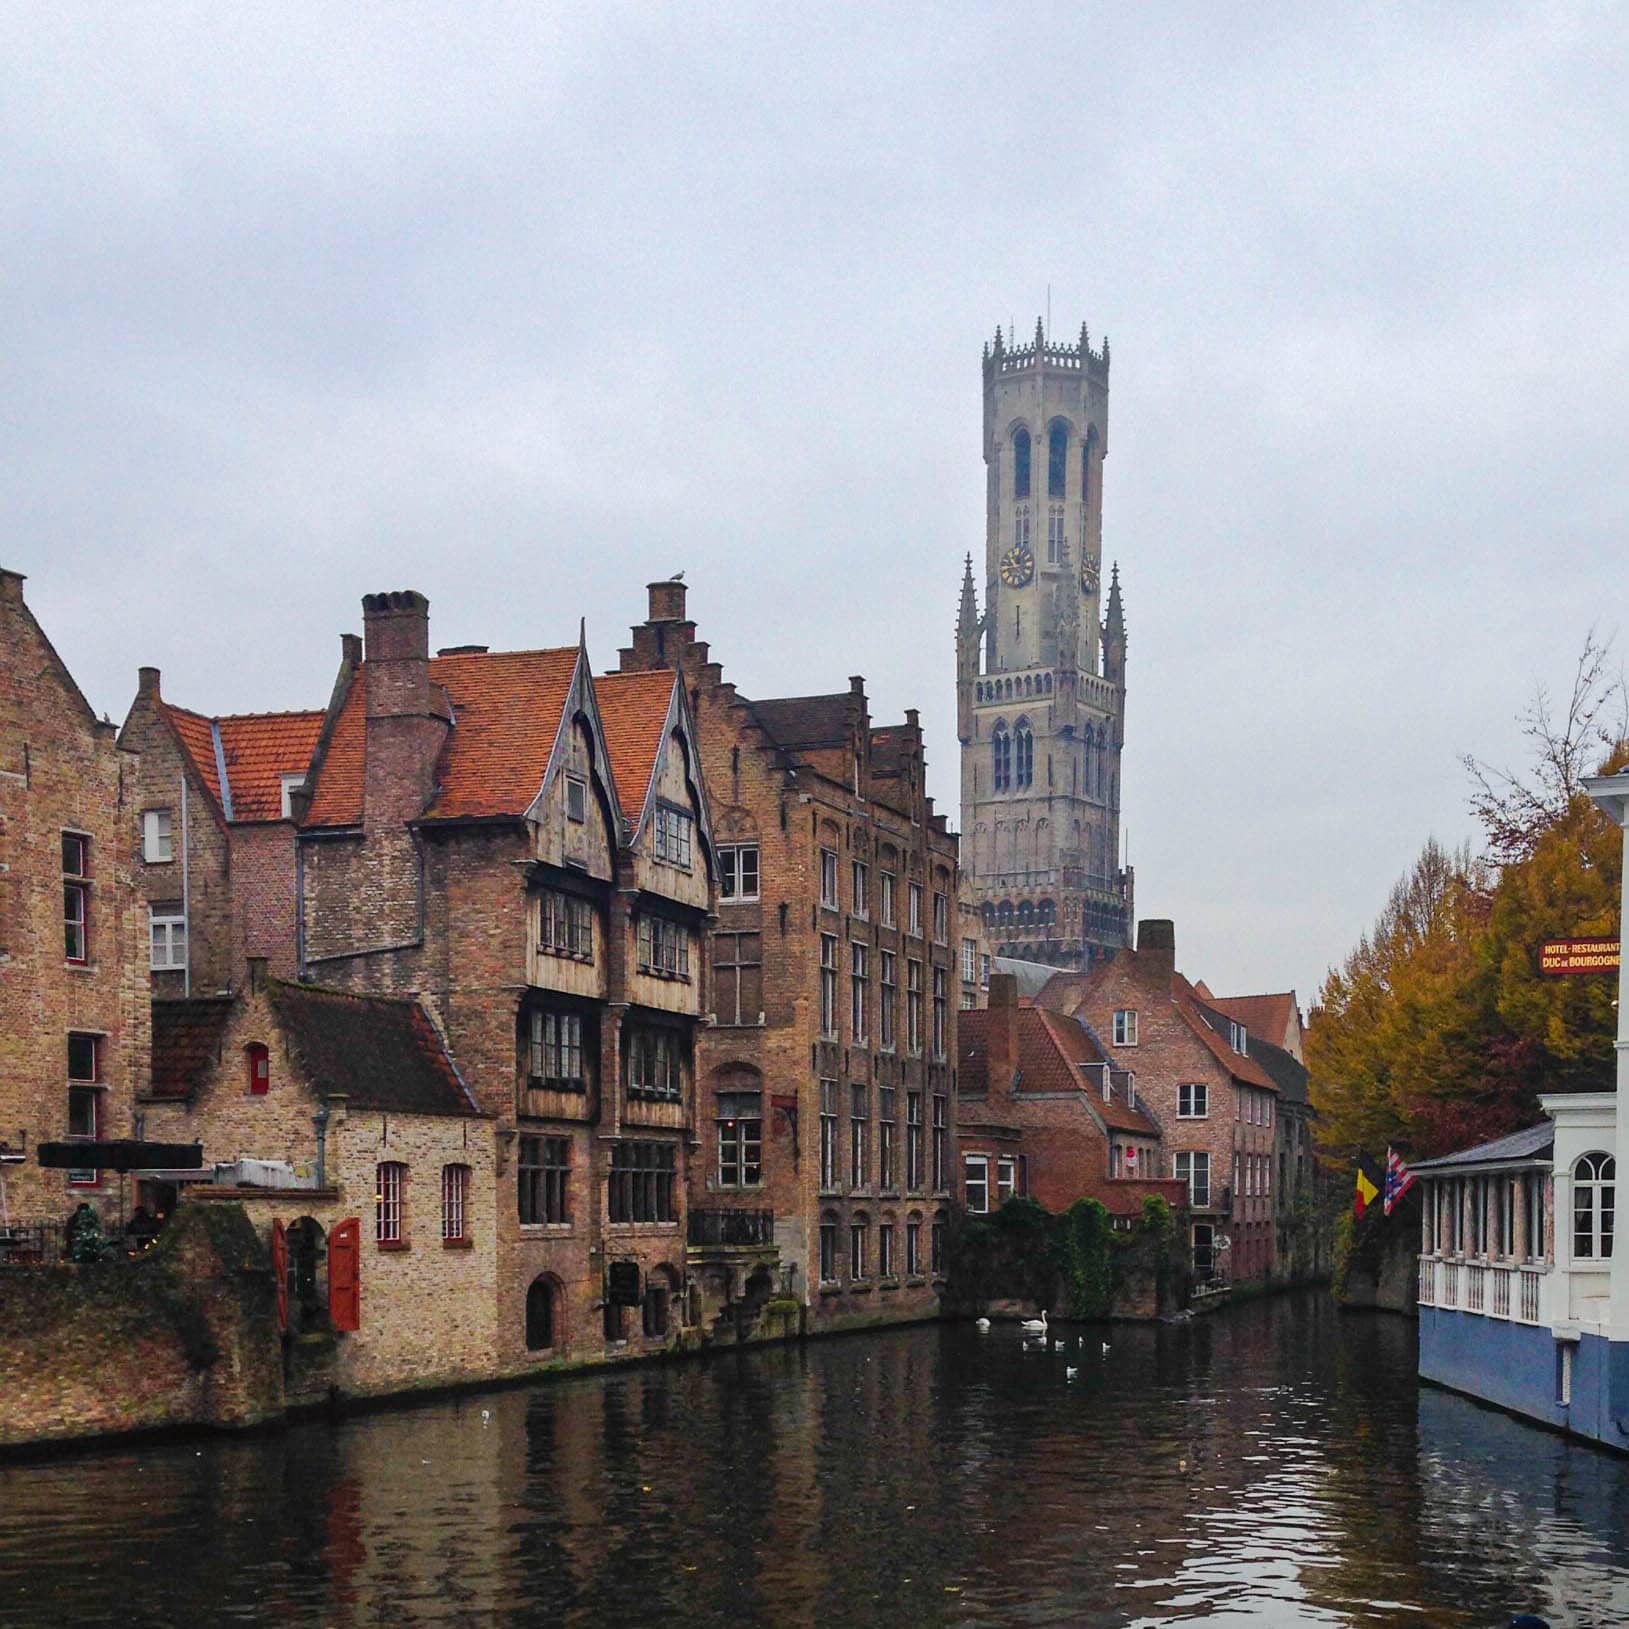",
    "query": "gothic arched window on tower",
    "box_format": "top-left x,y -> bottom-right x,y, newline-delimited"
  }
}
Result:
992,722 -> 1011,792
1013,429 -> 1031,500
1014,719 -> 1034,789
1047,505 -> 1066,563
1048,421 -> 1068,499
